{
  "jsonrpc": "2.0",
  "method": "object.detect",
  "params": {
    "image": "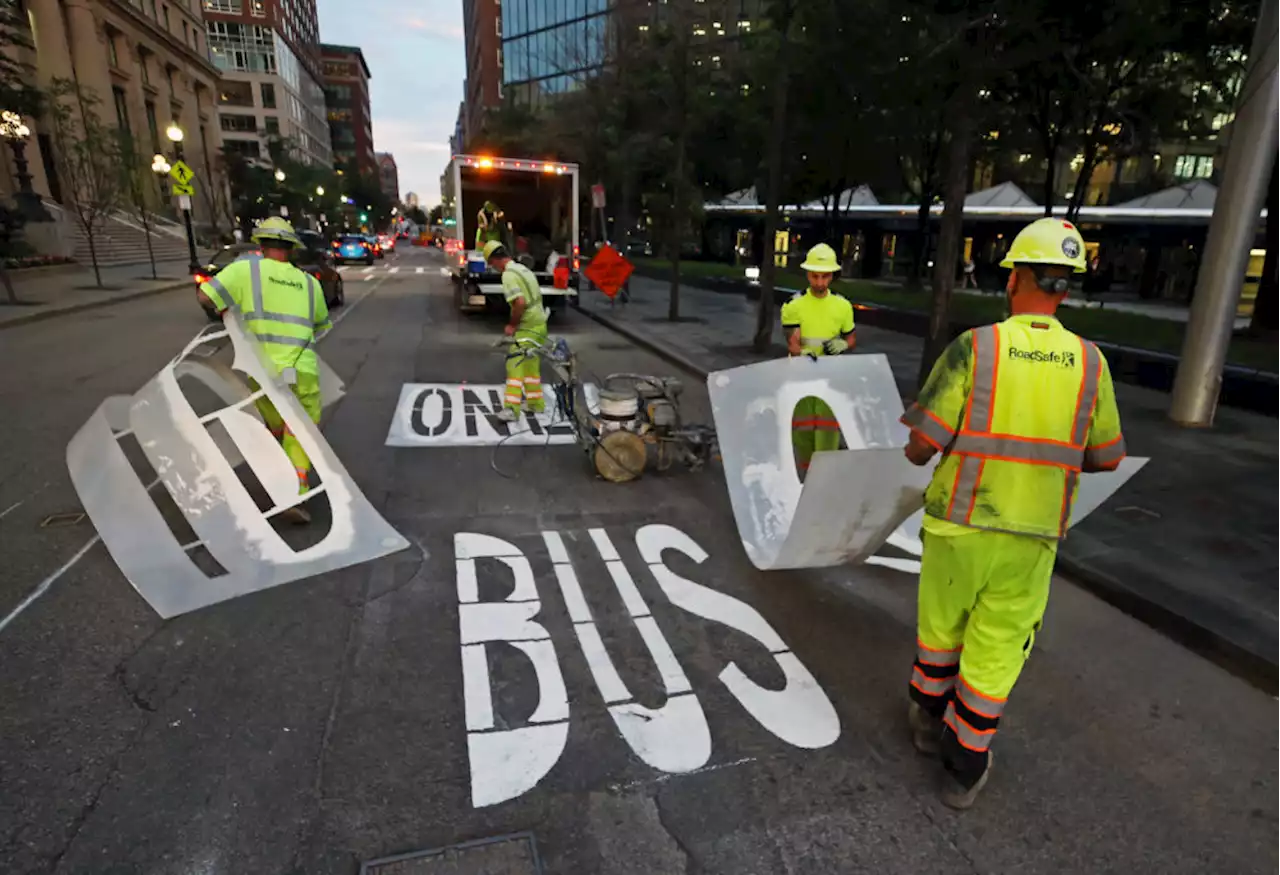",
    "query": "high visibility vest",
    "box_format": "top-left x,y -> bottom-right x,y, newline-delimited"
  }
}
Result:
502,261 -> 547,332
200,256 -> 331,375
780,290 -> 855,355
901,315 -> 1126,540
